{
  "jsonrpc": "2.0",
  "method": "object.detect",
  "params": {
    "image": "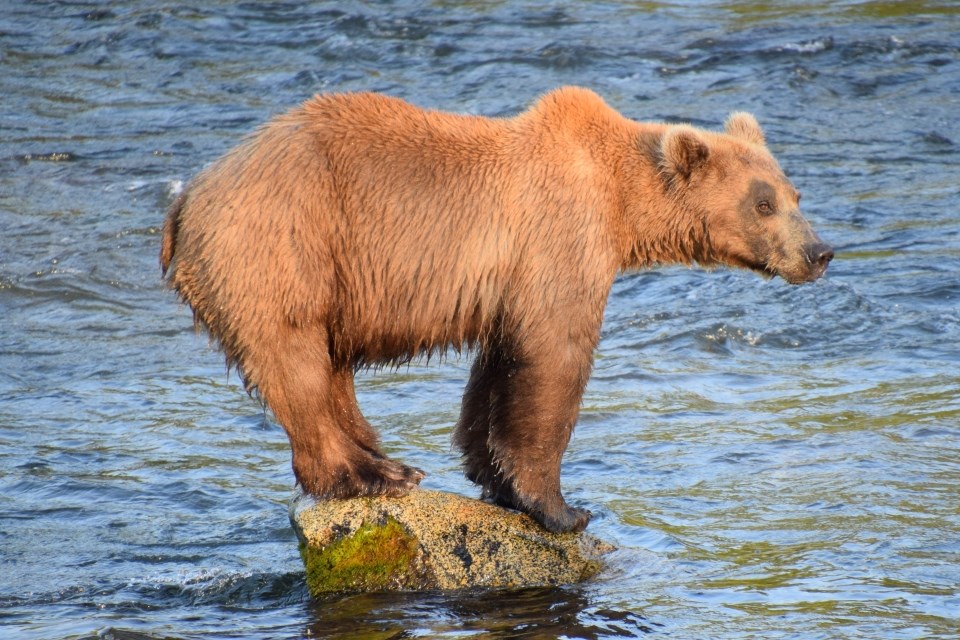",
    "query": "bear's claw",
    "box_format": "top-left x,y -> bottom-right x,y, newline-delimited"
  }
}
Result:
301,455 -> 426,500
540,505 -> 592,534
370,458 -> 425,497
482,483 -> 592,533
